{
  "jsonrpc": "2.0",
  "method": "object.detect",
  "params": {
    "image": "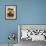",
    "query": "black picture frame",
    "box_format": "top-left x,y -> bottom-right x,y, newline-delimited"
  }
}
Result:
5,5 -> 17,20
